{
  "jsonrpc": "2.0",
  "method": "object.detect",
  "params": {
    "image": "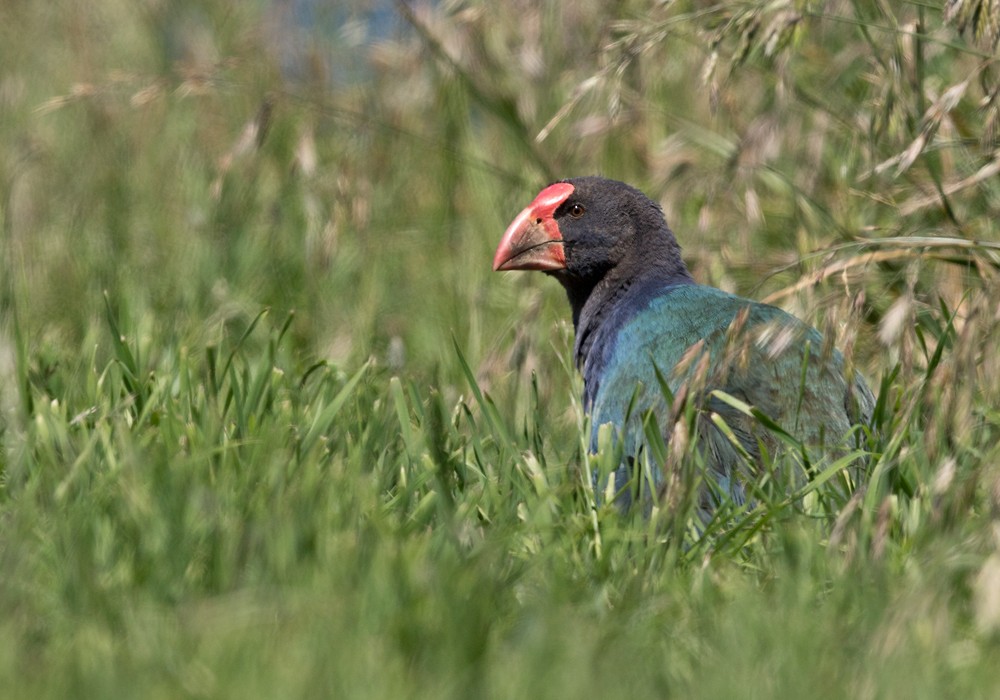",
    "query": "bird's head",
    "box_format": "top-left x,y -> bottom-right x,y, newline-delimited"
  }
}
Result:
493,177 -> 688,292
